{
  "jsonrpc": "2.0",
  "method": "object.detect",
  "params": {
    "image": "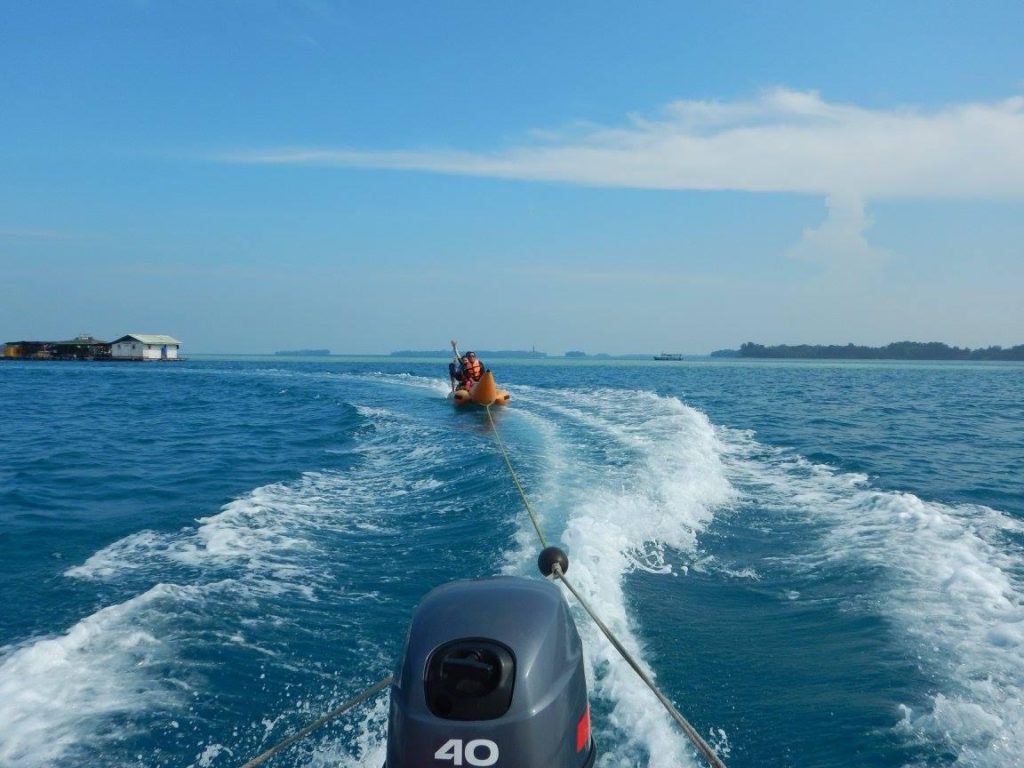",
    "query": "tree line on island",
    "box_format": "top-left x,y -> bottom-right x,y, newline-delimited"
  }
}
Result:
709,341 -> 1024,361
